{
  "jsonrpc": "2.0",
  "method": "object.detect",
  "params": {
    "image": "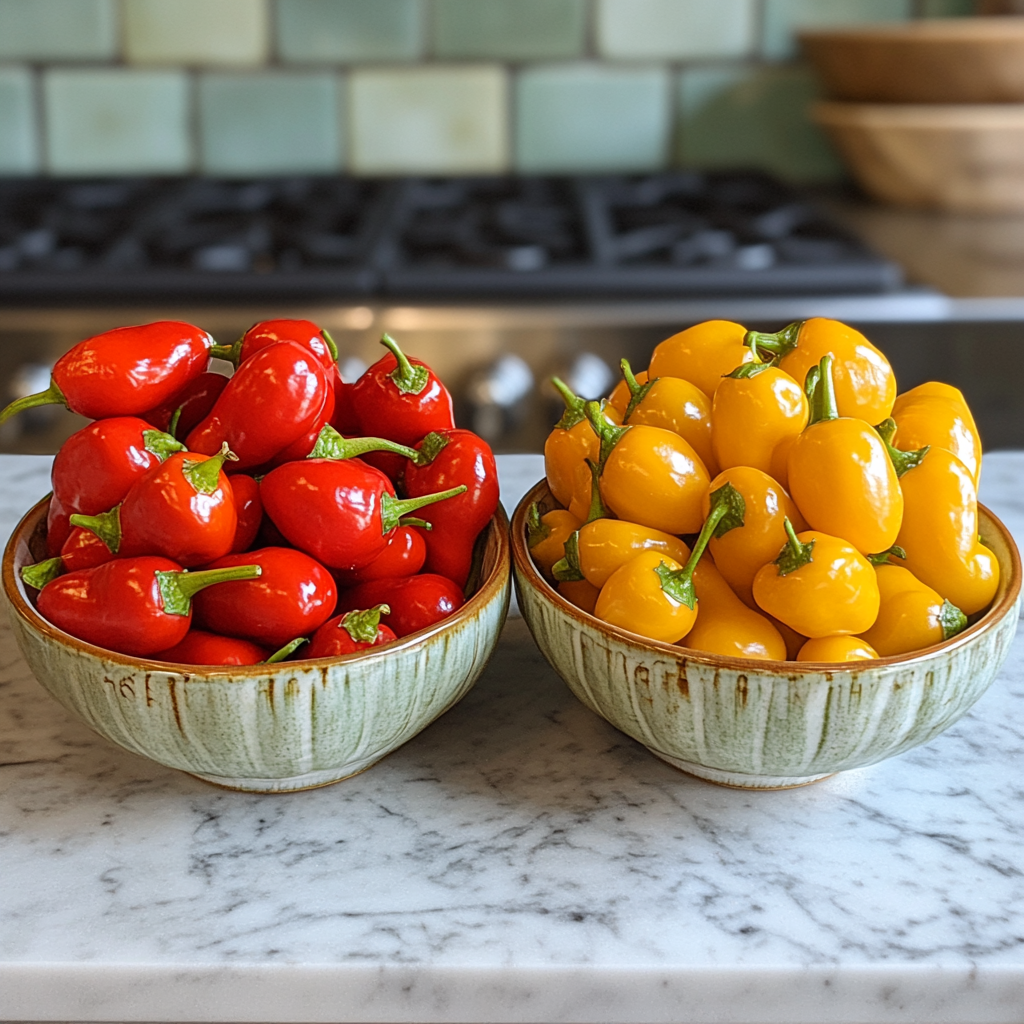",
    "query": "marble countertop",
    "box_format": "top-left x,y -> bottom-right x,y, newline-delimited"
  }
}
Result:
2,452 -> 1024,1024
